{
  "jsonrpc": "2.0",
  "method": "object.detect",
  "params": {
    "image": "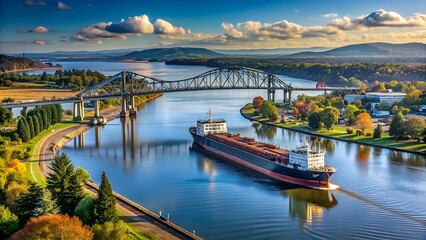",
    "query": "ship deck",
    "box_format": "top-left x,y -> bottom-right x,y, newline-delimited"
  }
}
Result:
207,133 -> 289,162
